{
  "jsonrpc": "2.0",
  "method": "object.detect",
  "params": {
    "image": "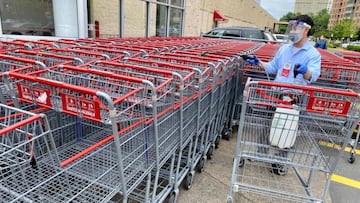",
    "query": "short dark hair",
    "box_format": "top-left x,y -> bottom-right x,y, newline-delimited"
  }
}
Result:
291,15 -> 313,36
